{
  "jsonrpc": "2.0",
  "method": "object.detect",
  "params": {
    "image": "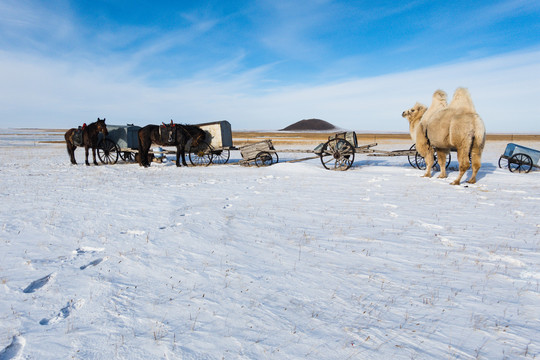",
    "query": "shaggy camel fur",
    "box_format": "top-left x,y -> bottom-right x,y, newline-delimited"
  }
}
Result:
402,88 -> 486,185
